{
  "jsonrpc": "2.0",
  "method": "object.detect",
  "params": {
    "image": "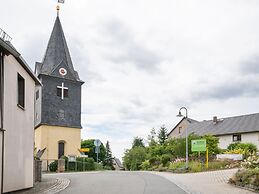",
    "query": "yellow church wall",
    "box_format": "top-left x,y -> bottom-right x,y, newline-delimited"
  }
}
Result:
35,125 -> 81,161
